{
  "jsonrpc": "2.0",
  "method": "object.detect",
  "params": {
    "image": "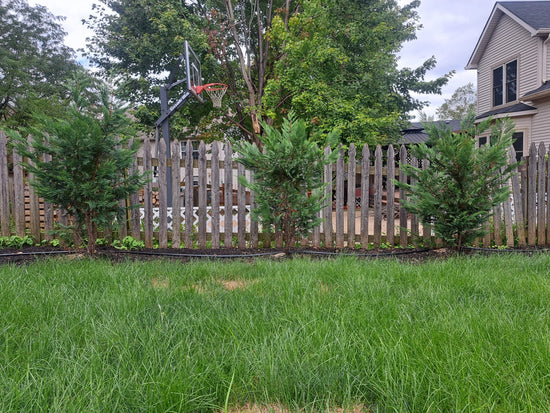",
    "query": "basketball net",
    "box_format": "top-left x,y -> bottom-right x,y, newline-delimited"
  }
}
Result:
195,83 -> 228,108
